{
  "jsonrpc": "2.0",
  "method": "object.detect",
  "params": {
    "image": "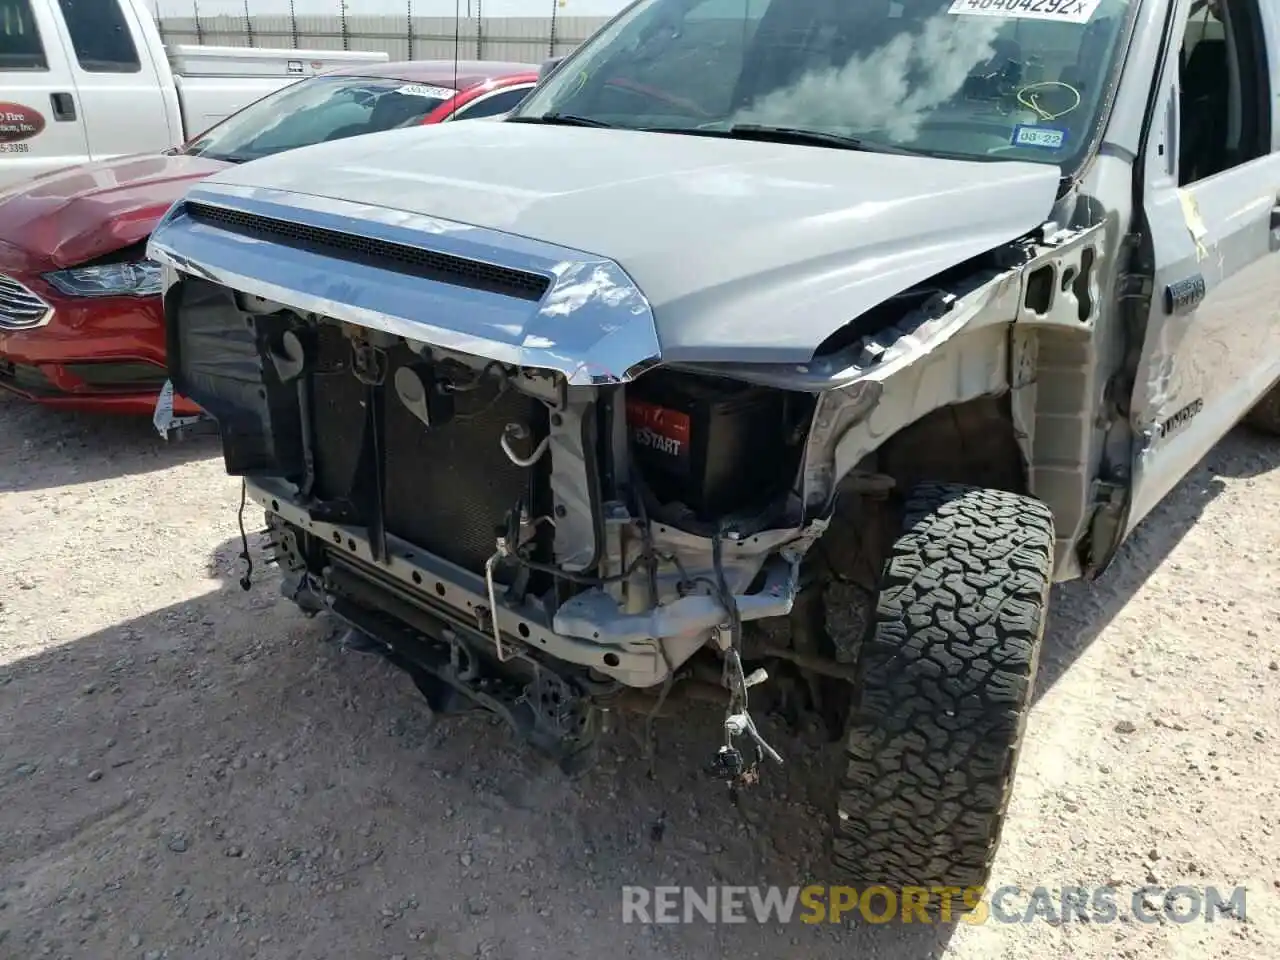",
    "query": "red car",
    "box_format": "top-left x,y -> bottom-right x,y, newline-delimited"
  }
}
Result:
0,60 -> 538,416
